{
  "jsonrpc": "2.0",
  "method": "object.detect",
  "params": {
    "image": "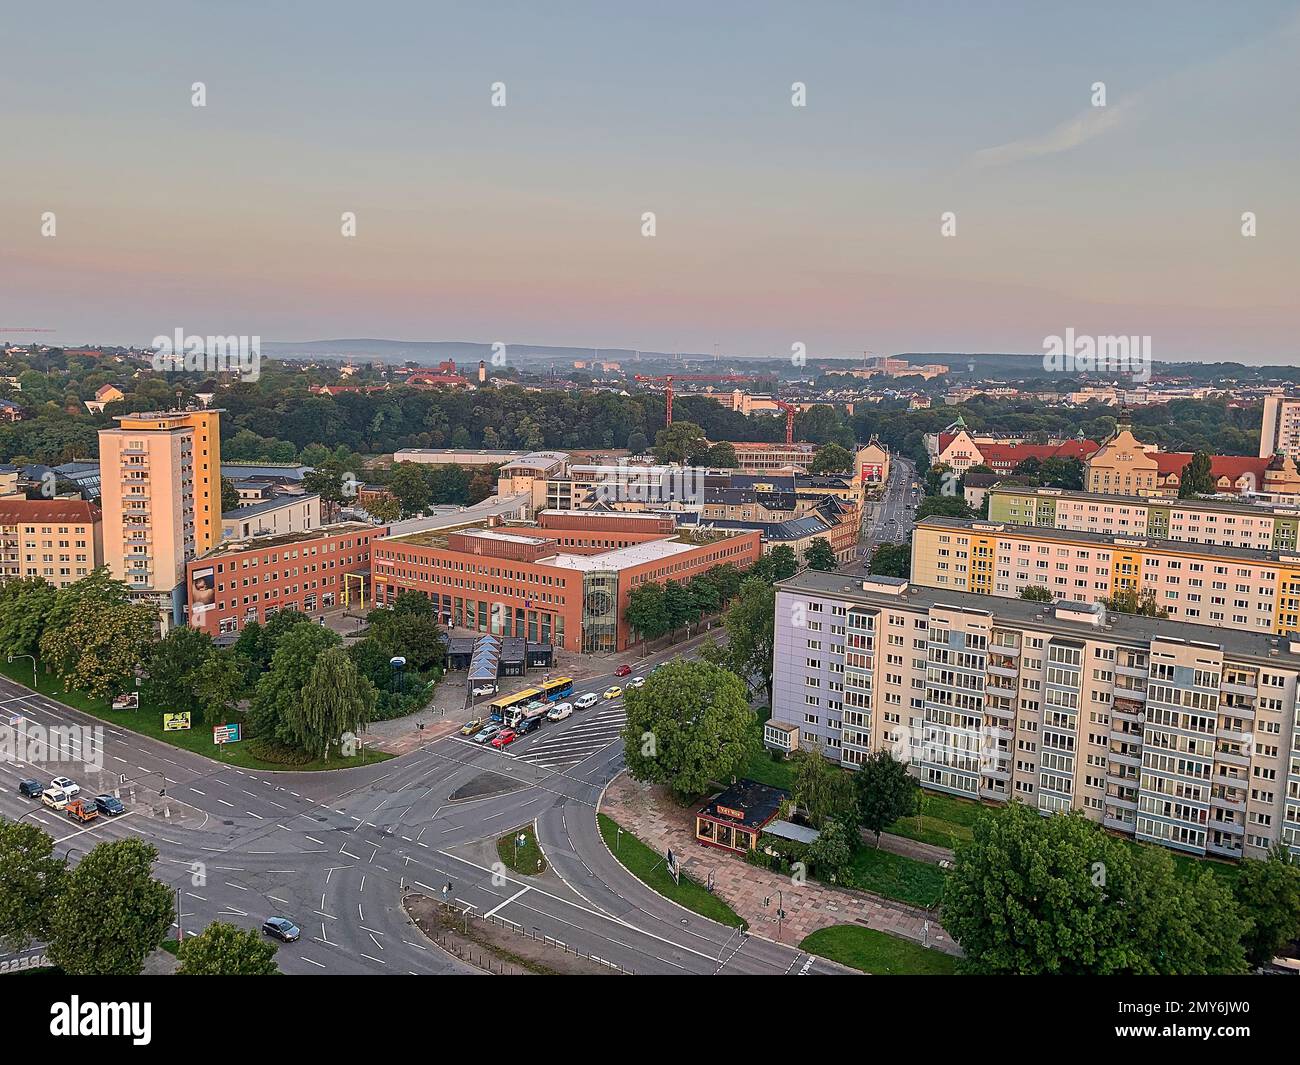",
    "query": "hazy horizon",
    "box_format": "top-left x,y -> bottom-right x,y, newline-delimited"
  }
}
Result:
4,2 -> 1298,363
